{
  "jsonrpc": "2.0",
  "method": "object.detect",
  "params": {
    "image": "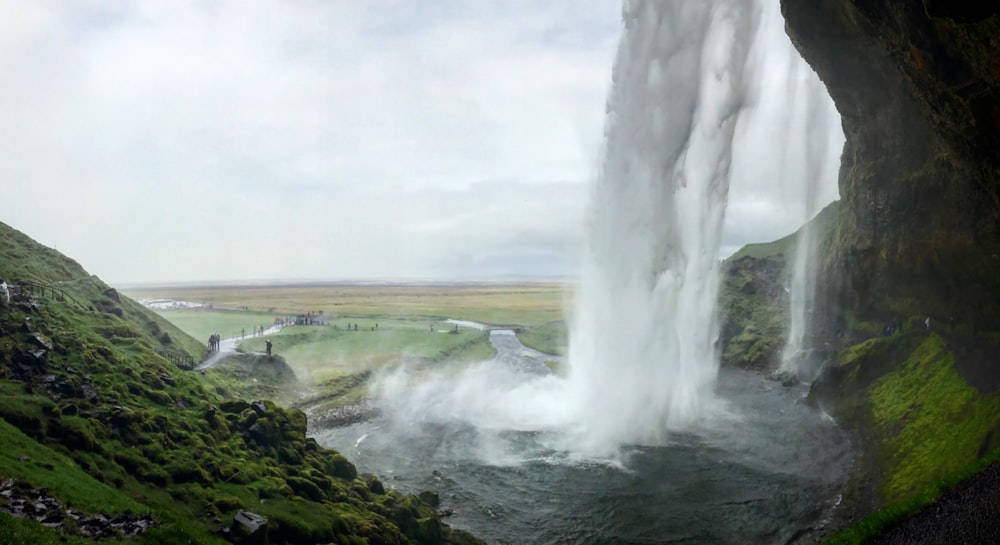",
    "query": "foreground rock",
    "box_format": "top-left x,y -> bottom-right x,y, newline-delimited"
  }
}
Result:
0,479 -> 155,539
